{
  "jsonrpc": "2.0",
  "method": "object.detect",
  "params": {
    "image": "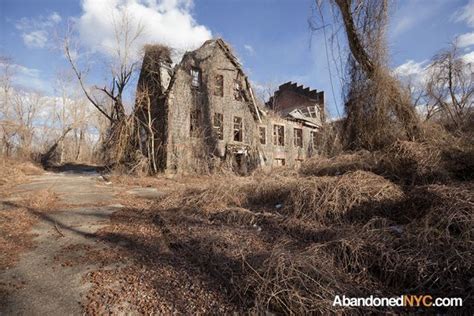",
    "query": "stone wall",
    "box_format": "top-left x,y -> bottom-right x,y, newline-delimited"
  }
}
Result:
138,39 -> 323,174
163,41 -> 260,173
257,114 -> 316,169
